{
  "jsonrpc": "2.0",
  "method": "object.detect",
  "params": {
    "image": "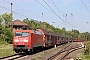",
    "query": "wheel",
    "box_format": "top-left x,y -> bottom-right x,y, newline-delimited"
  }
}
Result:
15,49 -> 19,53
